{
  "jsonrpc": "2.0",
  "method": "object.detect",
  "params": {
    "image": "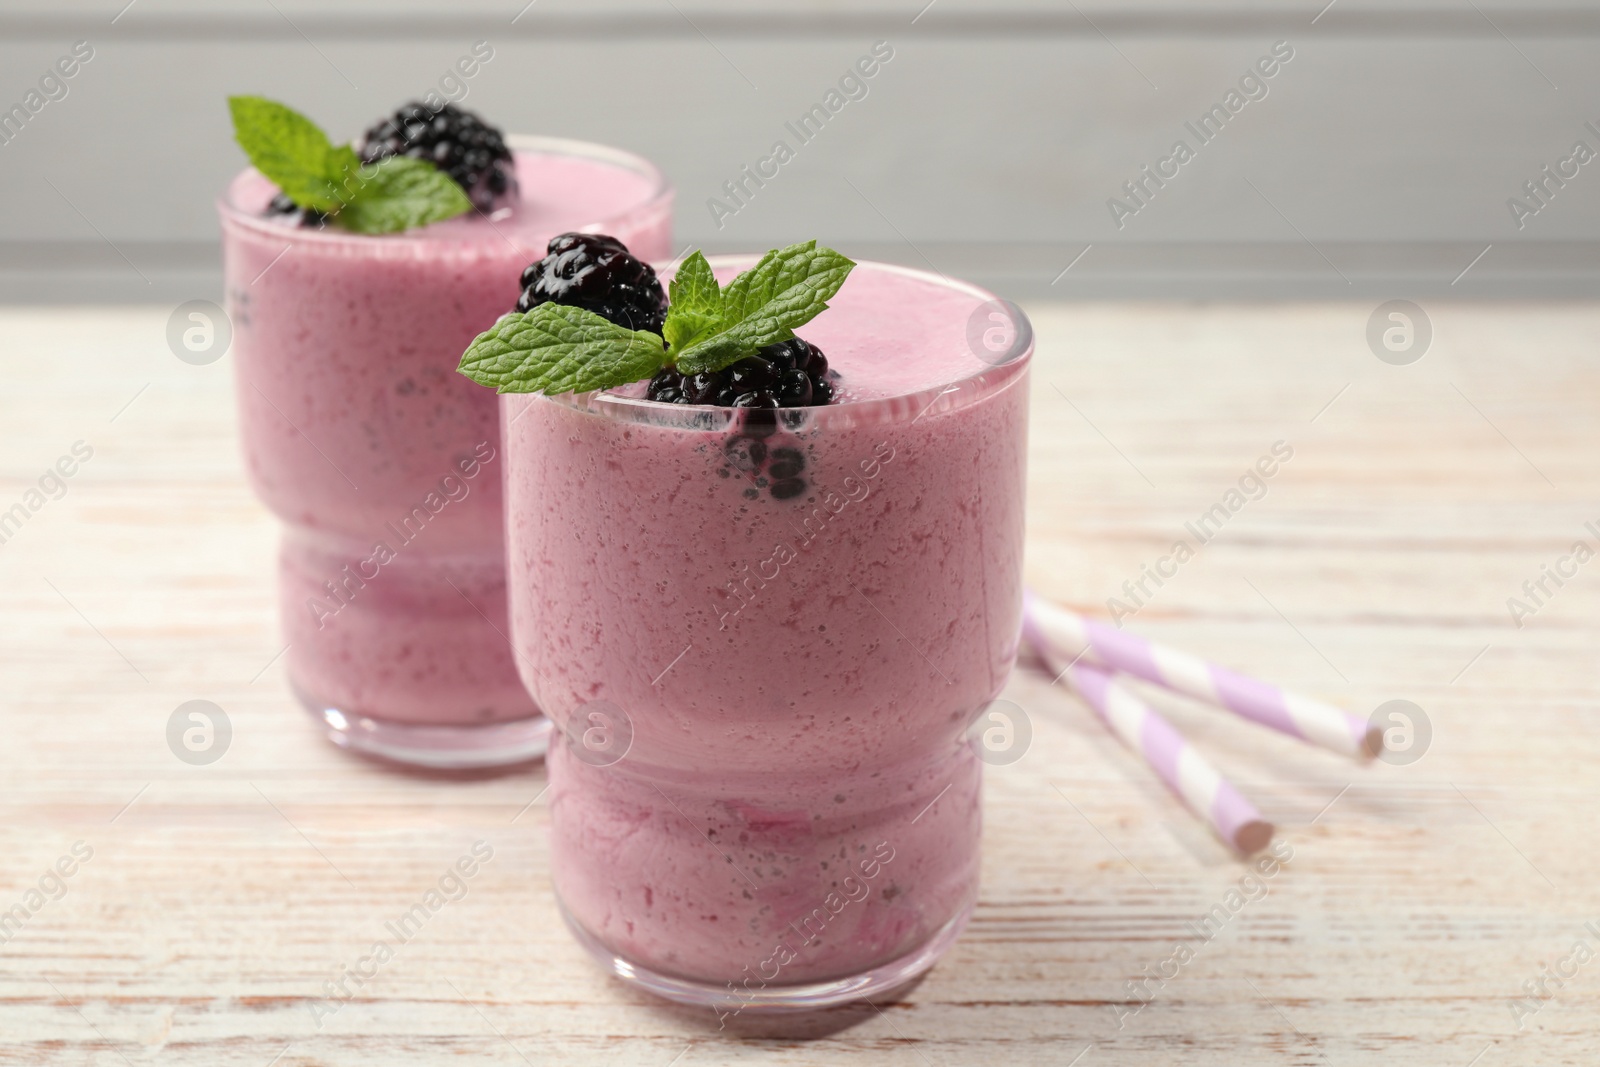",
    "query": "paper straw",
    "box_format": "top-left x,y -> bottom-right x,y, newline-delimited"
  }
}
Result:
1070,663 -> 1274,855
1025,592 -> 1381,761
1026,616 -> 1274,853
